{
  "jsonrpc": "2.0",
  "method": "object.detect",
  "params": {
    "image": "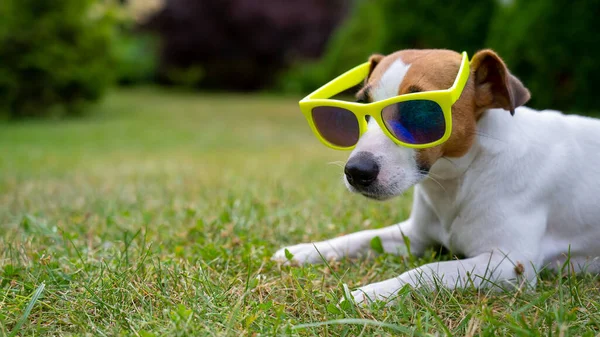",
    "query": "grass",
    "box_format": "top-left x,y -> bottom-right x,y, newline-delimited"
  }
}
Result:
1,87 -> 599,336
